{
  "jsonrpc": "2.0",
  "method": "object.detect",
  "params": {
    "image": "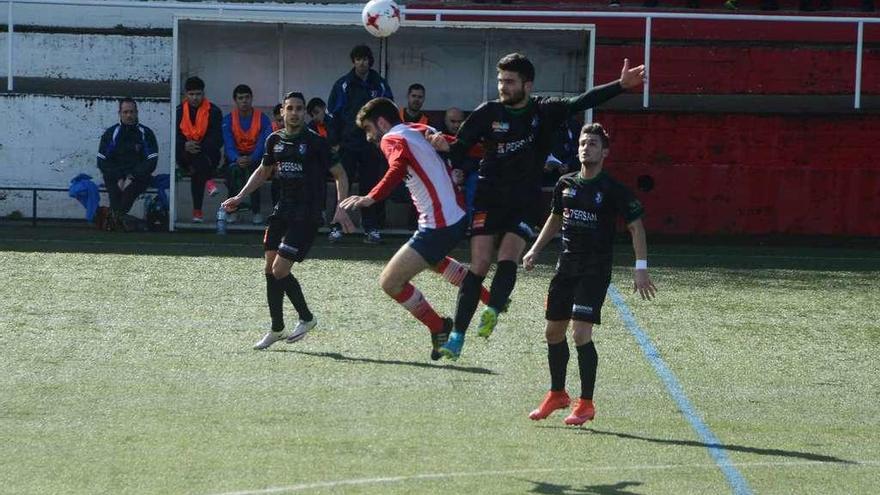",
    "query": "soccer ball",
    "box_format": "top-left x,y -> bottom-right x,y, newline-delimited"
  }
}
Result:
362,0 -> 401,38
